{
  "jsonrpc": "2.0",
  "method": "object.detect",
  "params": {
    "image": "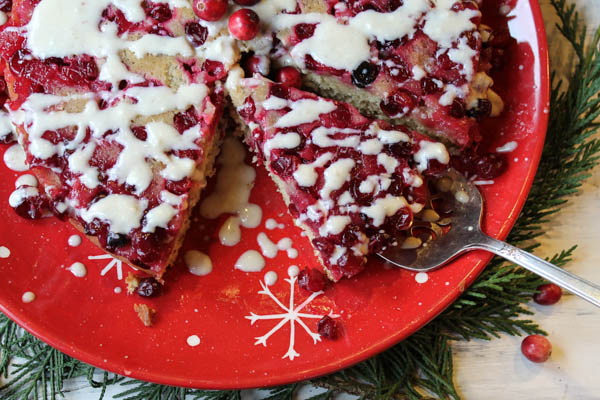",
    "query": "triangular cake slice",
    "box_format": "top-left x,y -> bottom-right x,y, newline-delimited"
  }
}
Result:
227,70 -> 449,280
1,0 -> 240,279
243,0 -> 504,148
